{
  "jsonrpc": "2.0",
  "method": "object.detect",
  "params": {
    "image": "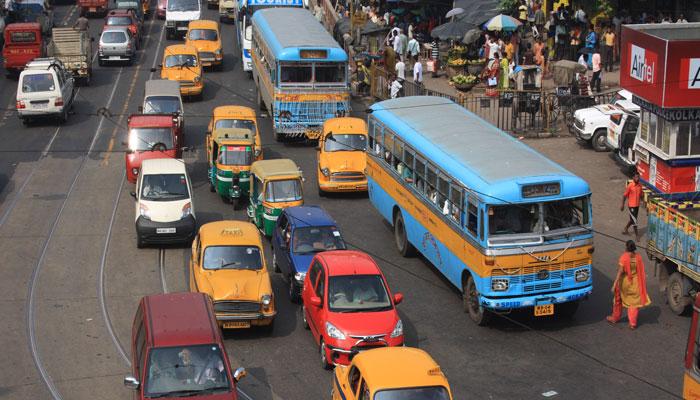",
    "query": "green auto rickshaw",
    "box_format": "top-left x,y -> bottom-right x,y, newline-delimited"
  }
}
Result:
207,127 -> 257,210
247,159 -> 304,236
